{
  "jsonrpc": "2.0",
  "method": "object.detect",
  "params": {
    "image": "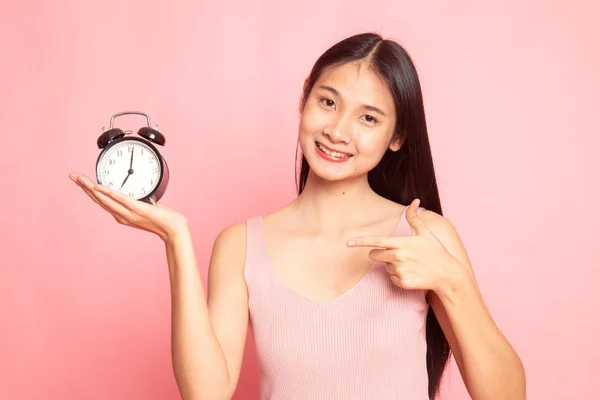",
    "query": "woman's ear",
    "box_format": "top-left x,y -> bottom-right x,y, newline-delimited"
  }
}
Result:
389,135 -> 405,152
299,78 -> 309,114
